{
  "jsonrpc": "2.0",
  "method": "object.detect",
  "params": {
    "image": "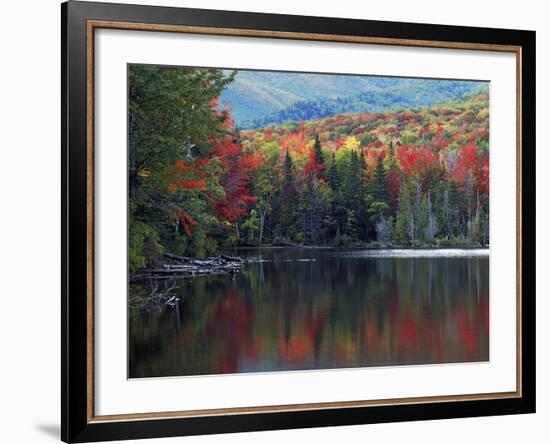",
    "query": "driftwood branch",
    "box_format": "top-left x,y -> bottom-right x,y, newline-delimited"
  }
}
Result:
128,280 -> 179,312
